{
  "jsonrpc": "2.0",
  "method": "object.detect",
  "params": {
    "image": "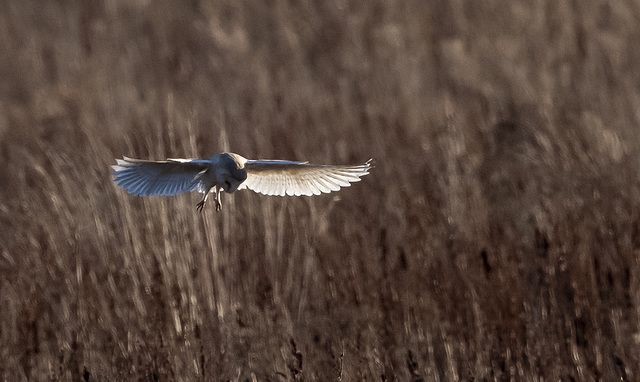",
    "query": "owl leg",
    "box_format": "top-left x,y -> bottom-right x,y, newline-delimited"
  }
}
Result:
214,186 -> 223,211
196,187 -> 211,212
